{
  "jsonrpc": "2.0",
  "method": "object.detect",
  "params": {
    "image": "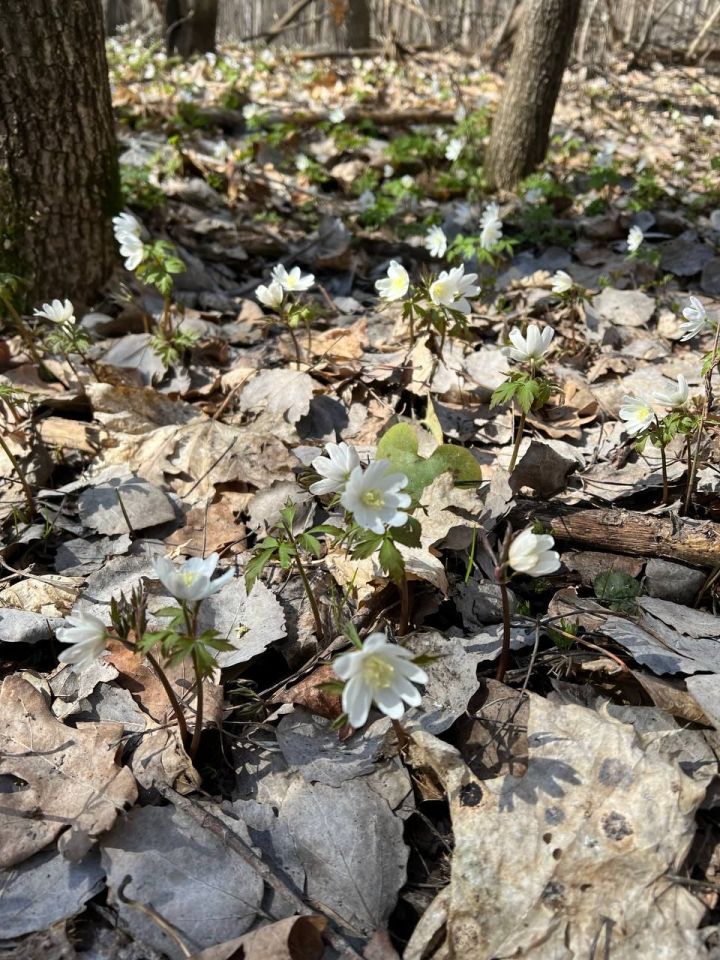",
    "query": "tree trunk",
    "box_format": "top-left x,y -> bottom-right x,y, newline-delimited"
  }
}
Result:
485,0 -> 581,189
346,0 -> 371,48
105,0 -> 133,34
166,0 -> 218,57
0,0 -> 120,310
